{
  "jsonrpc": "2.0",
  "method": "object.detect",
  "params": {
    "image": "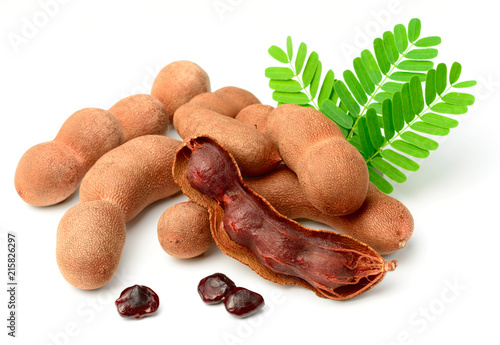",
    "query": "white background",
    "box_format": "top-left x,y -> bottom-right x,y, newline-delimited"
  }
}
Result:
1,1 -> 499,344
